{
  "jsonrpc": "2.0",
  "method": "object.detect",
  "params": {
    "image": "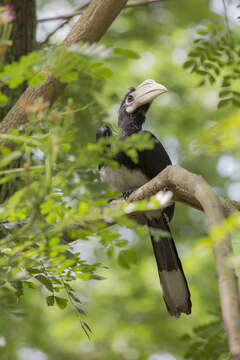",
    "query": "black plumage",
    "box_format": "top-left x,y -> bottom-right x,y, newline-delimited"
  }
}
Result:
97,80 -> 191,317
